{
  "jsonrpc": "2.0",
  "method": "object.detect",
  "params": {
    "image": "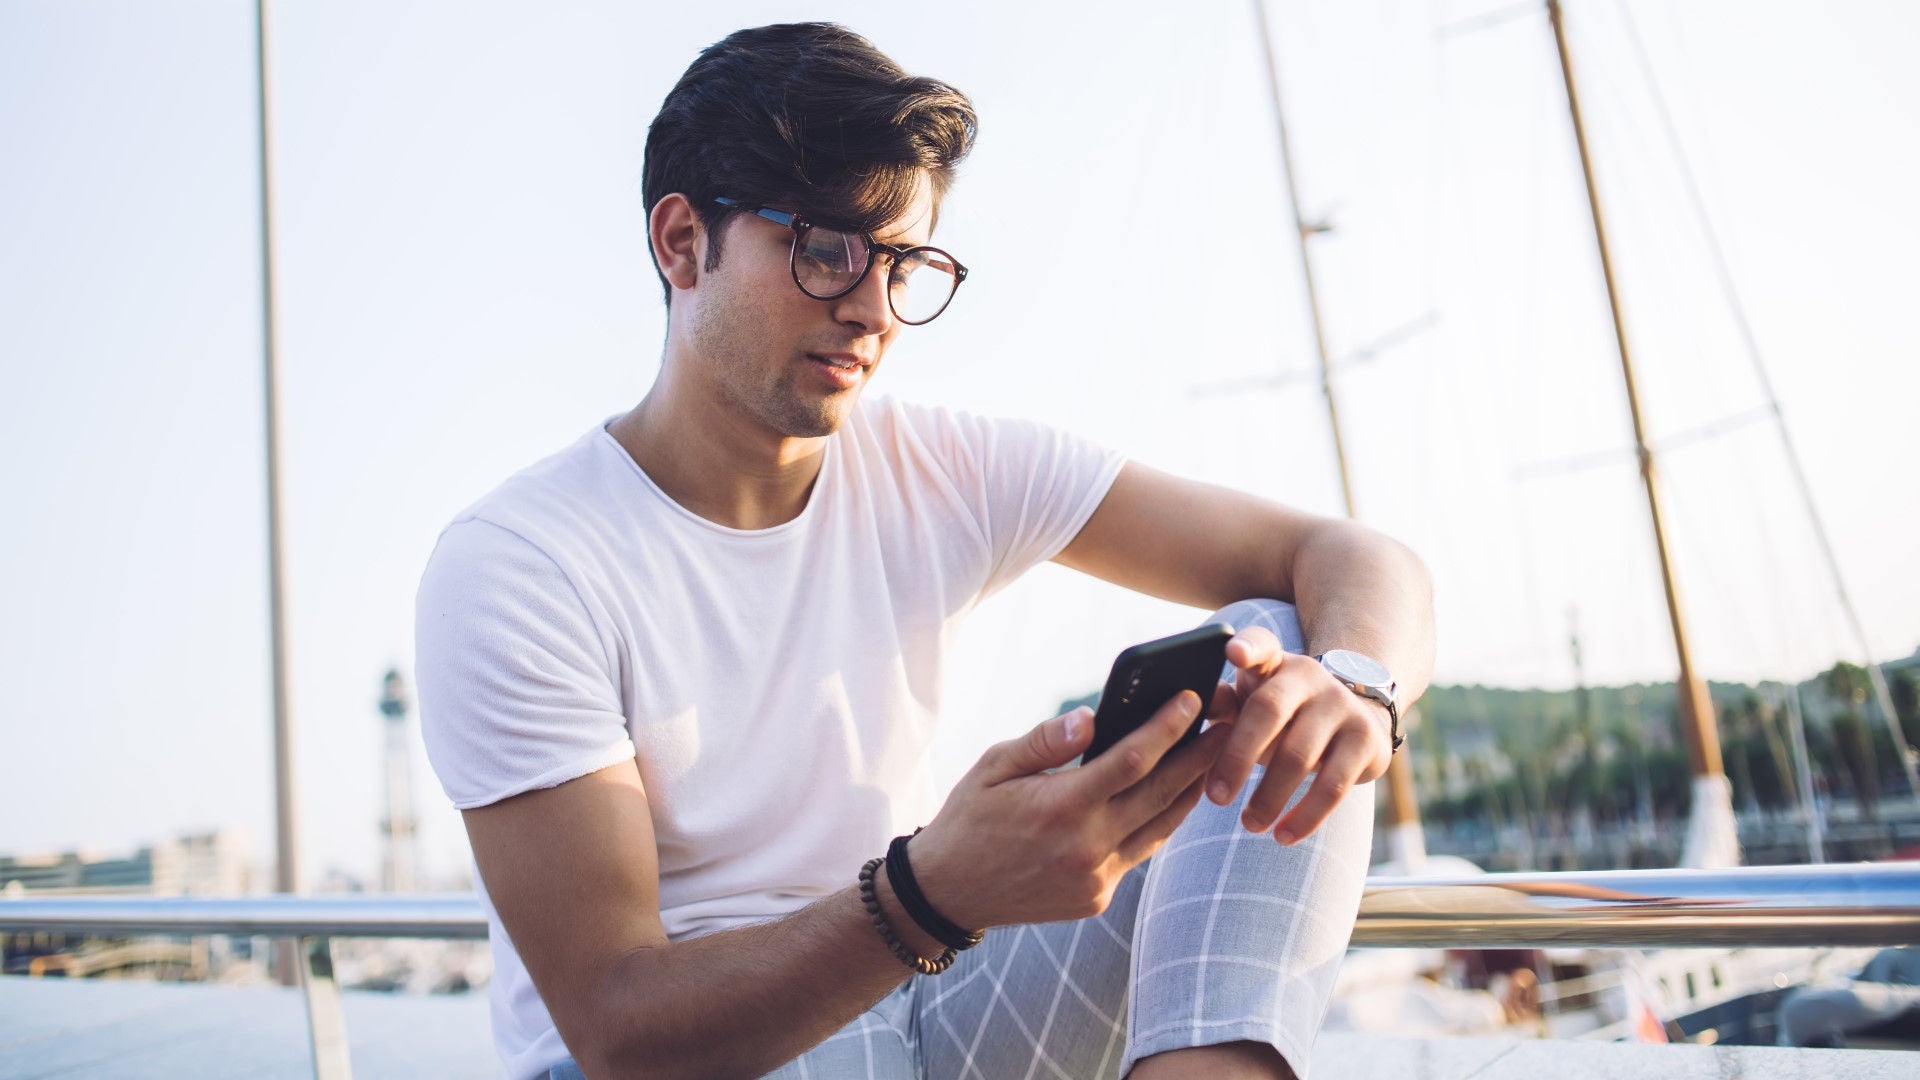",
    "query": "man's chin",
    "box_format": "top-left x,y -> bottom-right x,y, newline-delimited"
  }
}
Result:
768,387 -> 860,439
